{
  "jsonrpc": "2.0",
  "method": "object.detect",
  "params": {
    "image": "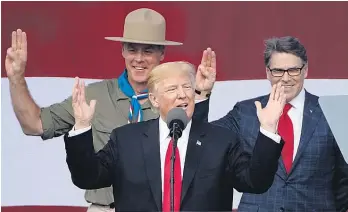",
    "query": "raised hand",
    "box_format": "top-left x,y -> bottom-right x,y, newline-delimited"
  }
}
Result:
72,77 -> 97,130
195,47 -> 216,93
255,83 -> 287,133
5,29 -> 27,79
